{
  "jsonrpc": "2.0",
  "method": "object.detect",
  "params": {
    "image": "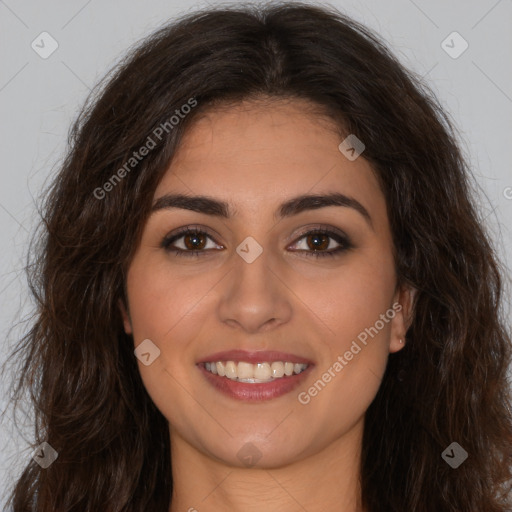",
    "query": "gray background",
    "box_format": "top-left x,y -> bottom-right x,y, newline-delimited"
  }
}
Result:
1,0 -> 511,507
